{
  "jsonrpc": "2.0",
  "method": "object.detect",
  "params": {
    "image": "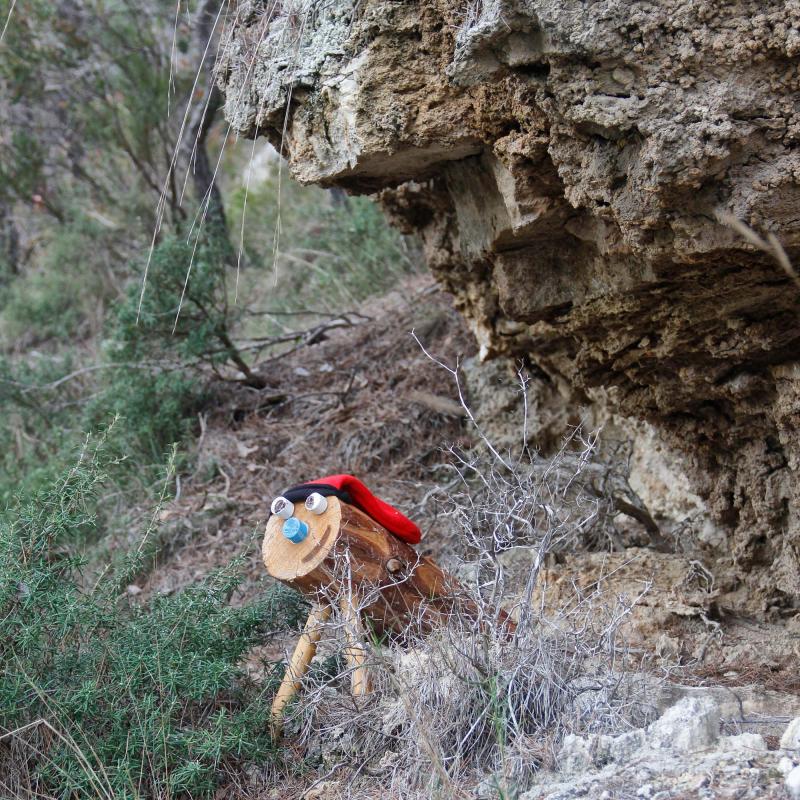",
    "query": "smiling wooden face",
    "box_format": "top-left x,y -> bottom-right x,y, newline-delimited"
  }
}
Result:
262,495 -> 343,582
